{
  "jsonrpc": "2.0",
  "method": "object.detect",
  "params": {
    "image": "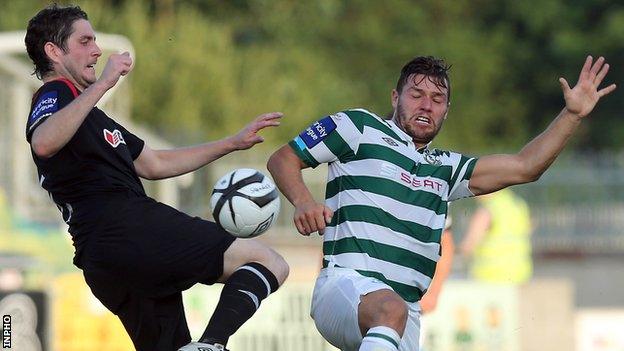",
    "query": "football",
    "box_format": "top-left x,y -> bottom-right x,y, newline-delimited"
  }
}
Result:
210,168 -> 281,238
